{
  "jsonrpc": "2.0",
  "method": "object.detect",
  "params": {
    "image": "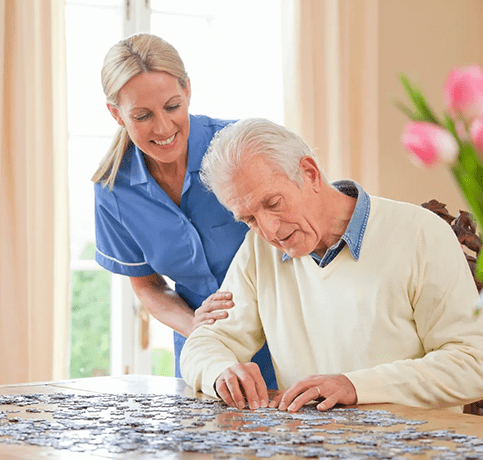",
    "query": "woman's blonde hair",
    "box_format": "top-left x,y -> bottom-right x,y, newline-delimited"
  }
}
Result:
92,34 -> 189,189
